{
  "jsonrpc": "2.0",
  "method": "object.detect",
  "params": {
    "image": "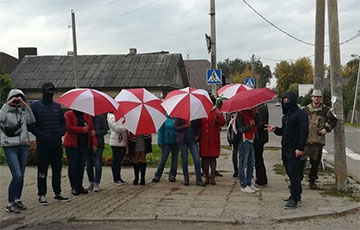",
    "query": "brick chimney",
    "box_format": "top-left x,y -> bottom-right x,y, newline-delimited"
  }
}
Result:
18,47 -> 37,61
129,48 -> 137,55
